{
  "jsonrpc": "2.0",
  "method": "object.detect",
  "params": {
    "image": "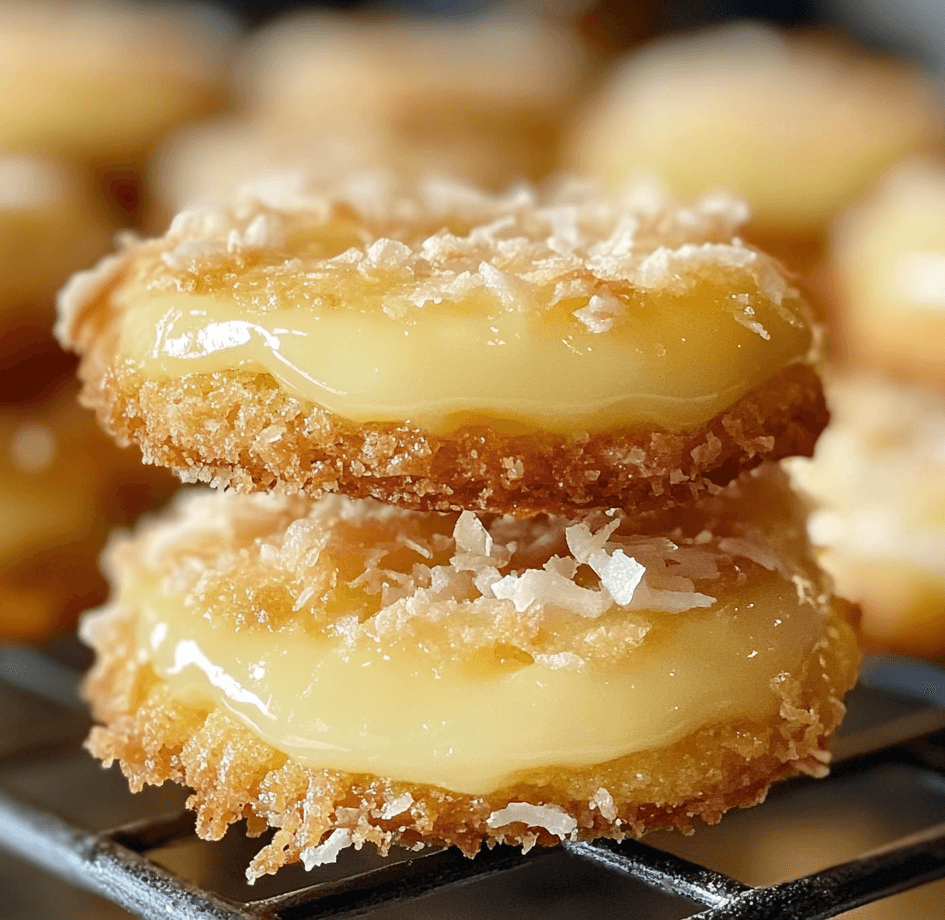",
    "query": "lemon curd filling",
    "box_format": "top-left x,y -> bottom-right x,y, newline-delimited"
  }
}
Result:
134,572 -> 831,794
113,481 -> 845,797
116,280 -> 811,436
